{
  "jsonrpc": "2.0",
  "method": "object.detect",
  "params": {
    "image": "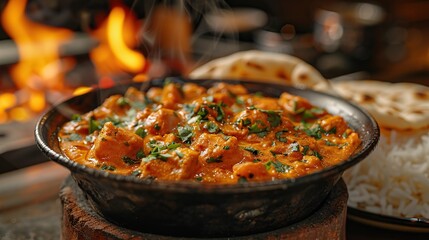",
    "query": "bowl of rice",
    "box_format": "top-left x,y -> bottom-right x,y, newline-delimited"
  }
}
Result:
333,80 -> 429,232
